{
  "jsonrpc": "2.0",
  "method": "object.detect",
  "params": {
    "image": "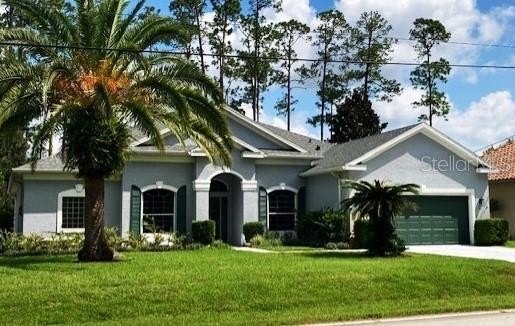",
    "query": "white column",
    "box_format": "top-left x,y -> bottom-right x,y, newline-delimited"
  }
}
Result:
242,180 -> 258,224
193,180 -> 210,221
120,179 -> 131,237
